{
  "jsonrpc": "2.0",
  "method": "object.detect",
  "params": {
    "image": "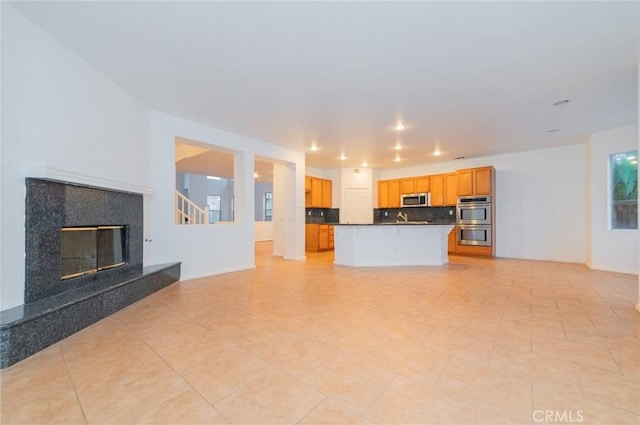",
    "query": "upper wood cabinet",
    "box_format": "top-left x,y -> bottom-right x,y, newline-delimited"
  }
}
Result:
432,173 -> 457,206
429,174 -> 445,206
321,179 -> 332,207
400,176 -> 430,195
378,180 -> 390,208
444,173 -> 458,206
376,166 -> 493,208
474,167 -> 493,195
305,176 -> 332,208
401,179 -> 415,195
456,166 -> 494,196
415,176 -> 430,193
378,179 -> 401,207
